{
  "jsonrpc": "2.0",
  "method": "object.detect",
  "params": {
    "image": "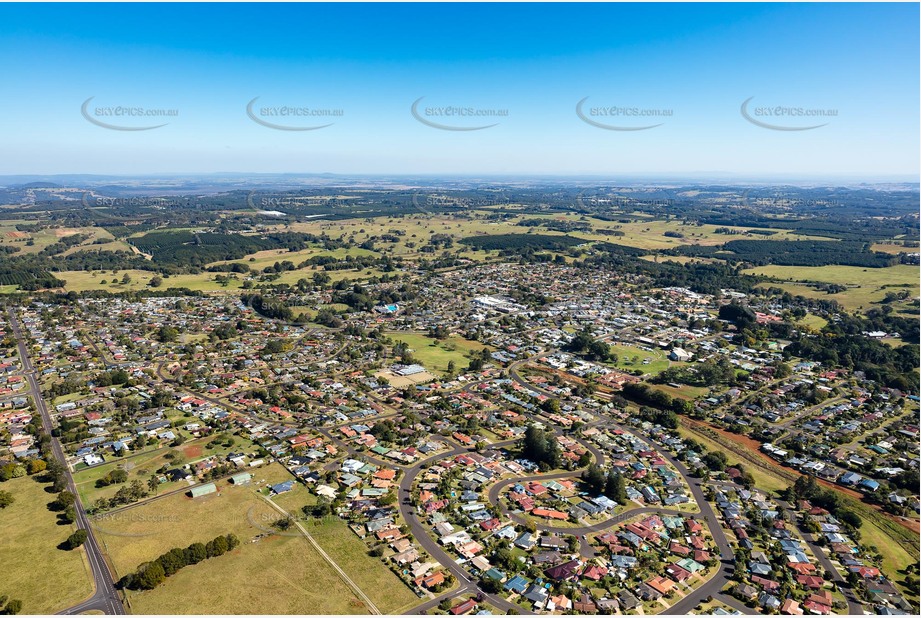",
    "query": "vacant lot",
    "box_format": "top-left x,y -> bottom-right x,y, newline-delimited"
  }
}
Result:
608,343 -> 670,374
0,476 -> 94,614
746,264 -> 919,310
307,517 -> 420,614
126,531 -> 370,615
94,463 -> 378,613
390,332 -> 487,375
